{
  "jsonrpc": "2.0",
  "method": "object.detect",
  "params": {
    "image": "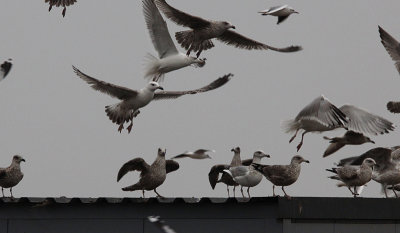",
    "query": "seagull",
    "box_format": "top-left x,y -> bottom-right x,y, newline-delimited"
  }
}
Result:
283,95 -> 395,151
117,148 -> 179,198
223,151 -> 270,198
154,0 -> 302,57
142,0 -> 206,82
258,5 -> 299,24
72,66 -> 232,133
148,216 -> 177,233
327,158 -> 376,197
171,149 -> 215,160
208,147 -> 253,197
45,0 -> 76,17
0,59 -> 12,81
252,155 -> 309,198
0,155 -> 25,198
322,131 -> 375,157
